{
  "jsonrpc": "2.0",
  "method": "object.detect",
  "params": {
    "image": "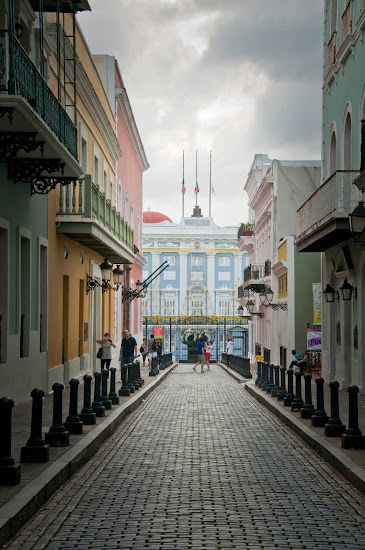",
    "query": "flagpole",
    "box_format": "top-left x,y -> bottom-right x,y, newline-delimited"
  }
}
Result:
182,150 -> 185,218
209,151 -> 212,218
195,149 -> 198,207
